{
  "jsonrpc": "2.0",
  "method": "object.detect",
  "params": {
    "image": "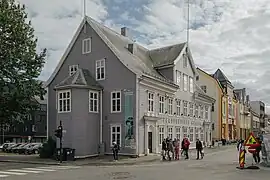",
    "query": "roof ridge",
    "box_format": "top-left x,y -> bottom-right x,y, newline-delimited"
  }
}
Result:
149,42 -> 186,51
